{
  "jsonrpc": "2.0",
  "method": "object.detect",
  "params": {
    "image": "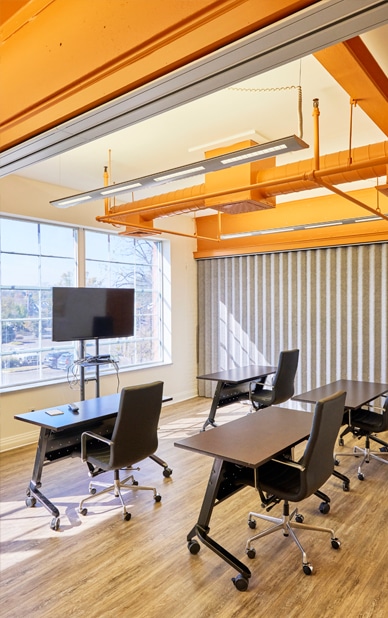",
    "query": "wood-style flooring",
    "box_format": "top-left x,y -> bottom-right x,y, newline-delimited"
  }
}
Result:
1,397 -> 387,618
